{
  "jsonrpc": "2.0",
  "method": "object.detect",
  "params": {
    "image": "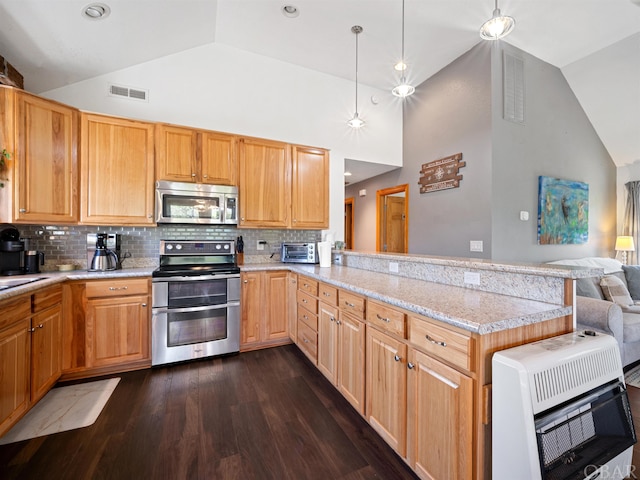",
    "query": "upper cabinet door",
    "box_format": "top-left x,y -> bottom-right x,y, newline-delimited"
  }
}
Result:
80,113 -> 155,225
14,91 -> 79,224
291,145 -> 329,229
155,124 -> 198,183
238,137 -> 291,228
200,131 -> 237,186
